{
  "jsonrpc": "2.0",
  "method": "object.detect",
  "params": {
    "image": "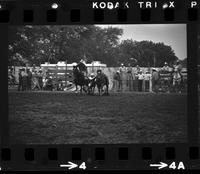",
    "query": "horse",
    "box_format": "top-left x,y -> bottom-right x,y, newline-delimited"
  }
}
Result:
95,71 -> 109,96
73,66 -> 90,94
